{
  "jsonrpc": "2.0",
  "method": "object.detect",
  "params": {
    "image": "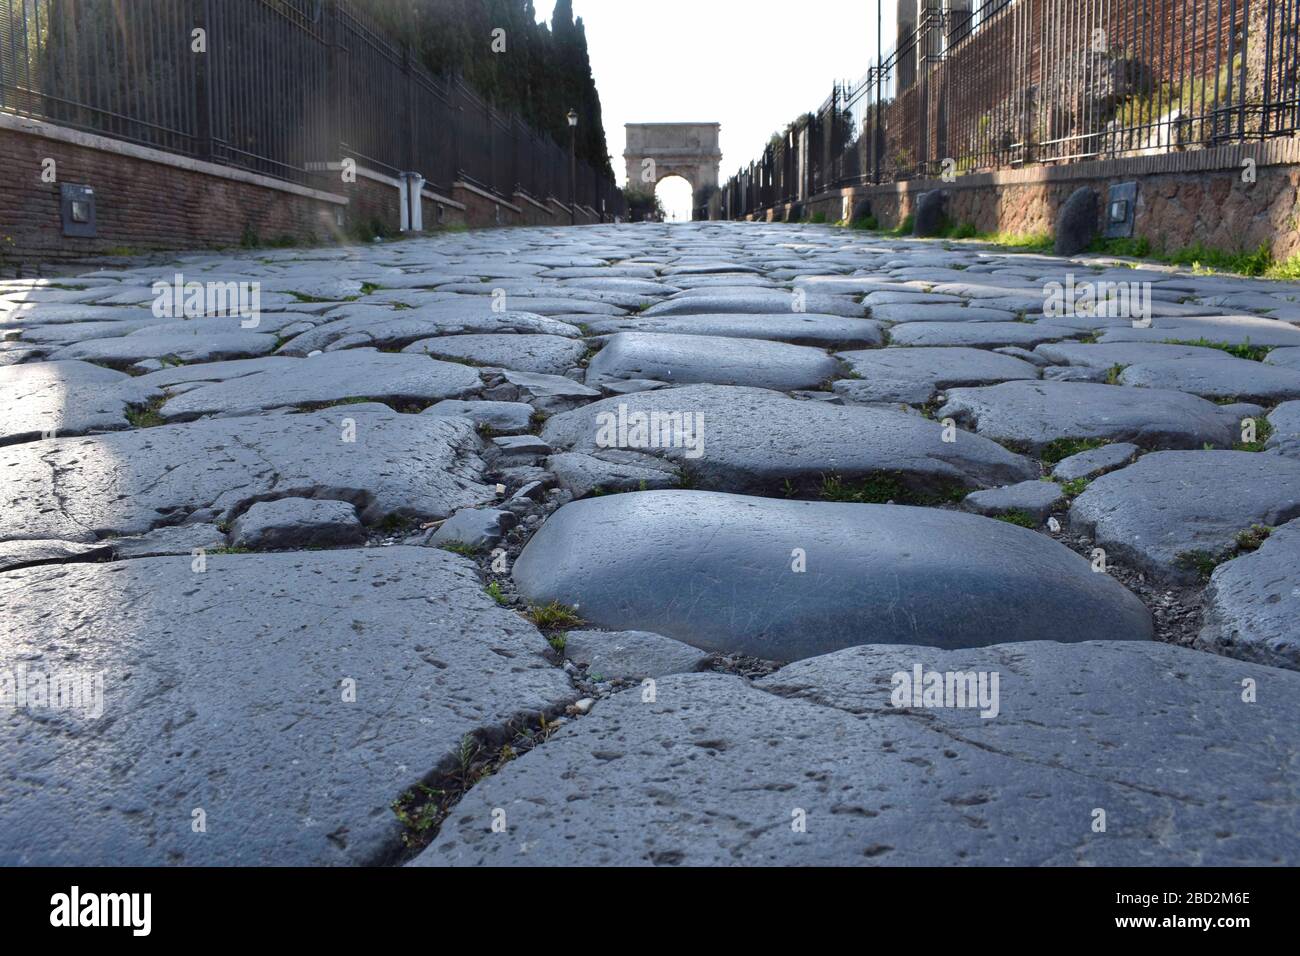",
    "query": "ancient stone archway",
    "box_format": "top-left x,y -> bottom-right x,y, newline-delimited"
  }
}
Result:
624,123 -> 722,219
